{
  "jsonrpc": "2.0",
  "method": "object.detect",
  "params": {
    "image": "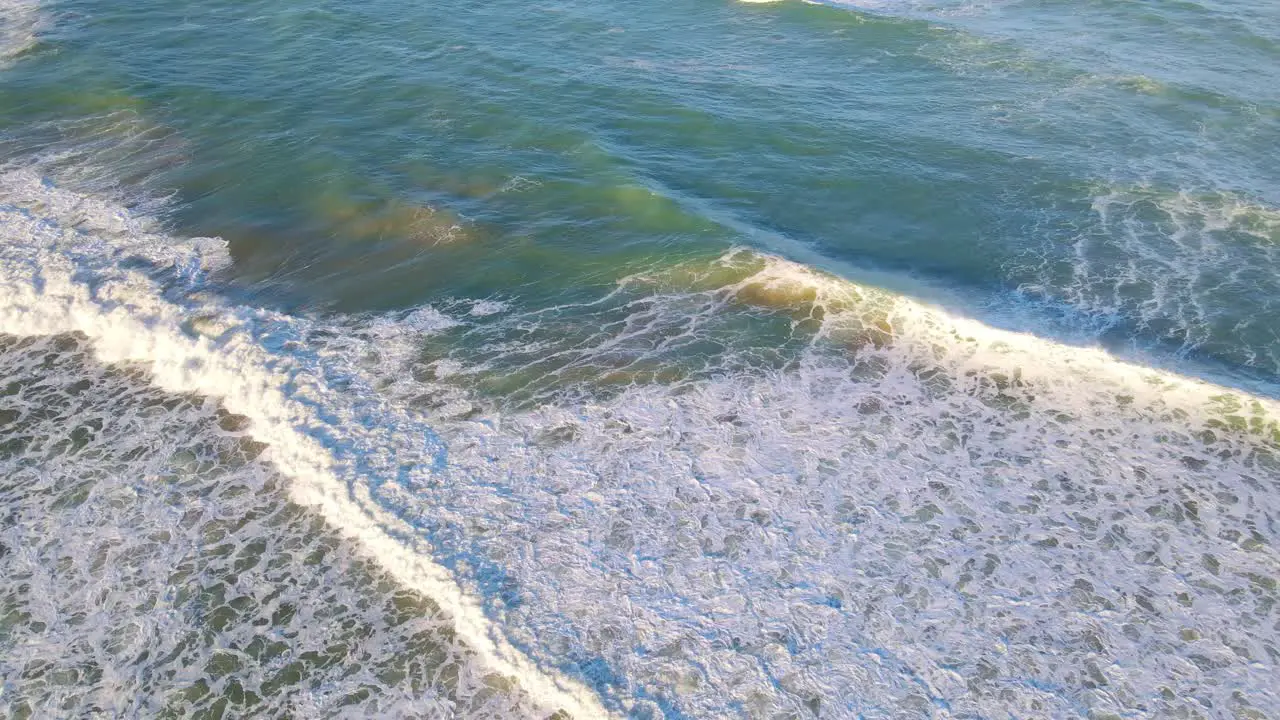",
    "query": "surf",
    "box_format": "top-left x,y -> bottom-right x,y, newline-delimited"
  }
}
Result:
3,0 -> 1280,716
0,164 -> 610,718
5,161 -> 1278,716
